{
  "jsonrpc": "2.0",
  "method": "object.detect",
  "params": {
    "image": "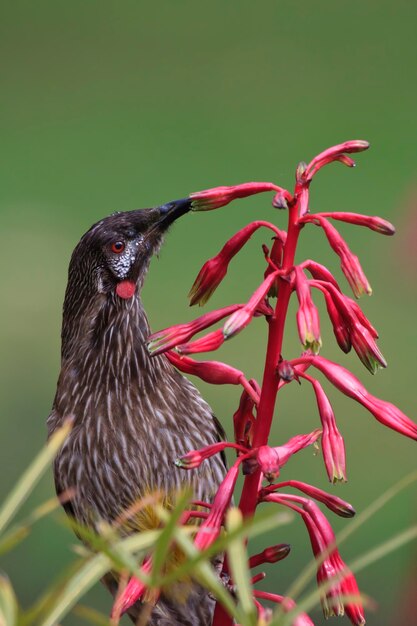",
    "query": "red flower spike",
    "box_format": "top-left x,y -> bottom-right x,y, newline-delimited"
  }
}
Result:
189,182 -> 291,212
189,221 -> 286,306
253,592 -> 315,626
147,304 -> 241,355
166,351 -> 246,387
111,557 -> 155,617
303,211 -> 395,236
194,459 -> 242,550
294,267 -> 322,354
293,355 -> 417,441
177,329 -> 225,355
223,271 -> 279,338
175,441 -> 247,469
303,140 -> 370,182
315,217 -> 372,298
249,544 -> 291,568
